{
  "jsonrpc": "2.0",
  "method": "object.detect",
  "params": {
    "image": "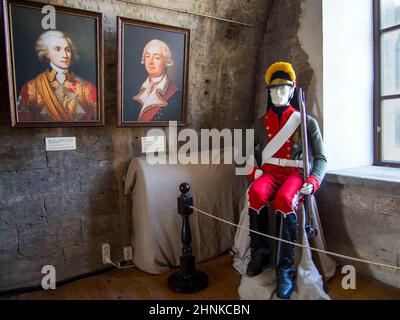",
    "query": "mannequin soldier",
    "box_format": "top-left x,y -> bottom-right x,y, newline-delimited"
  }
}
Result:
246,62 -> 327,299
